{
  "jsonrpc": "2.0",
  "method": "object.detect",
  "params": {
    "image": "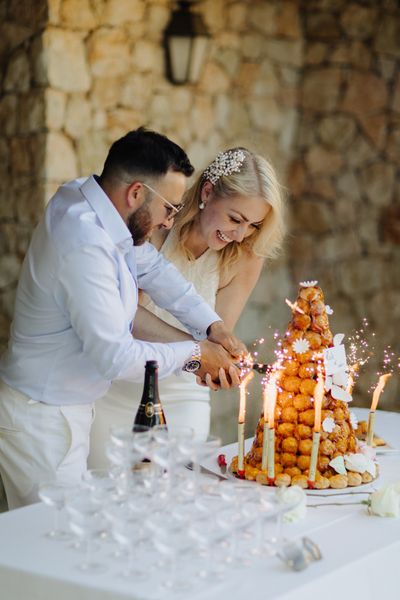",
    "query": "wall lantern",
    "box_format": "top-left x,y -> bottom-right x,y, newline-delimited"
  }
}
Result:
164,0 -> 210,85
